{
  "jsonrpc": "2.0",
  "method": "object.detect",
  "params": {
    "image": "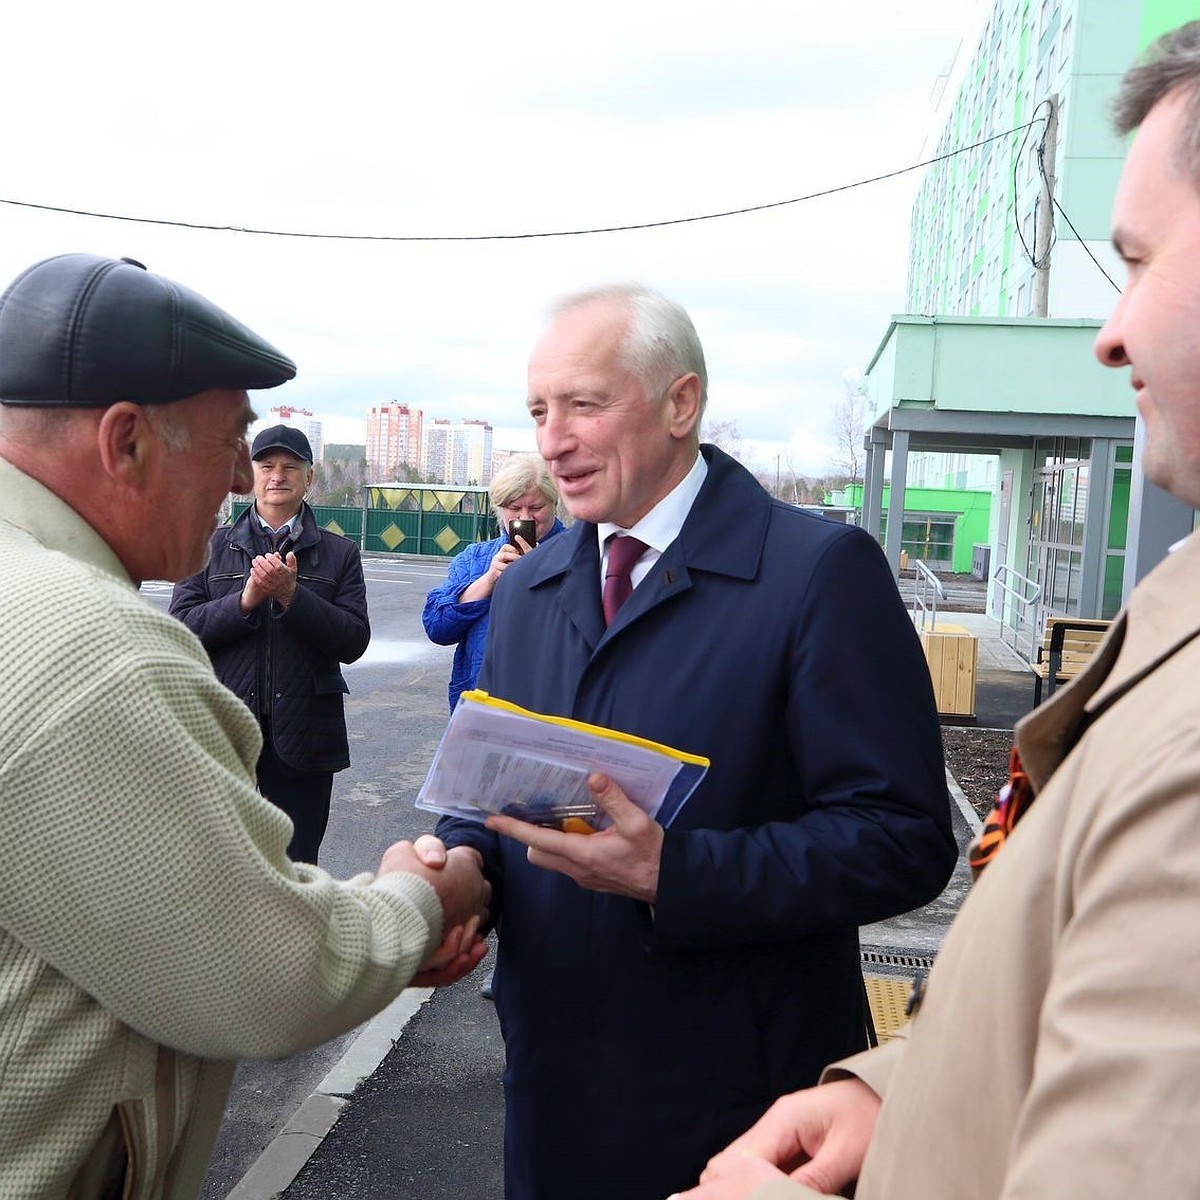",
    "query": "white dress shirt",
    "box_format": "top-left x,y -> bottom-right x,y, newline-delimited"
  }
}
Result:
596,451 -> 708,592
